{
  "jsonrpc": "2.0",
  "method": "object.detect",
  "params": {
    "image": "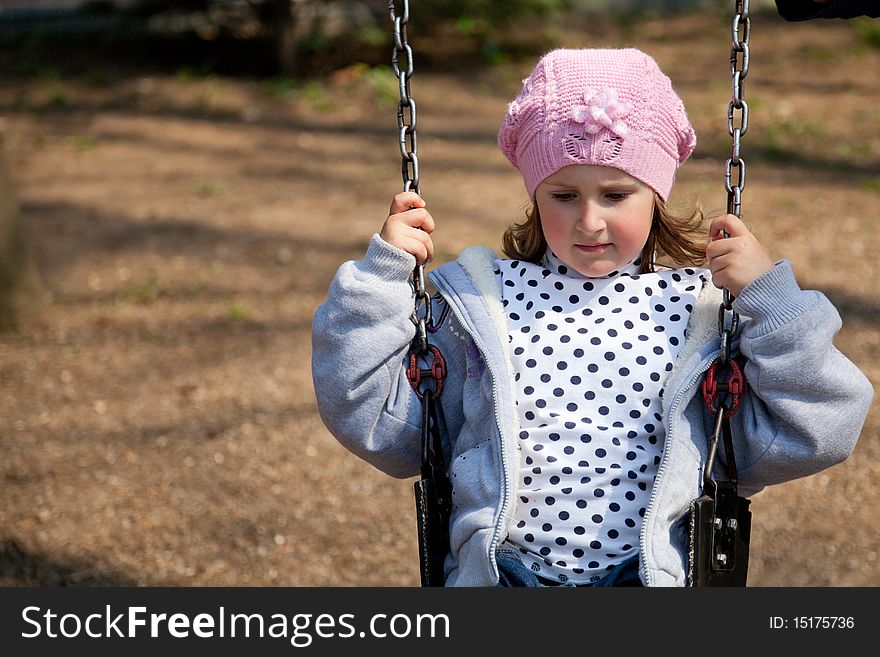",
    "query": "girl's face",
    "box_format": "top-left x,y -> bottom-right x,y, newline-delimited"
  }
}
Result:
534,164 -> 655,277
